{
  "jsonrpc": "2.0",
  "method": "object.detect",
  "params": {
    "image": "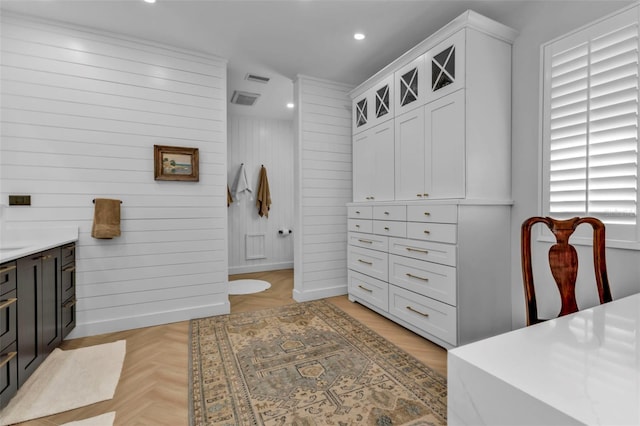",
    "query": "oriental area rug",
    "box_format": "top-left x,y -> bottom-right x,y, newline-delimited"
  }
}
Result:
189,300 -> 447,426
